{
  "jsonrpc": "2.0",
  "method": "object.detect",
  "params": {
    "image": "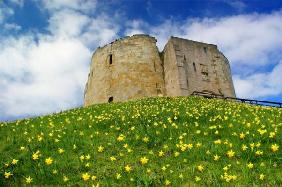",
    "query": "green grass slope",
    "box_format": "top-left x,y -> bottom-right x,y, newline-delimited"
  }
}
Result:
0,96 -> 281,186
